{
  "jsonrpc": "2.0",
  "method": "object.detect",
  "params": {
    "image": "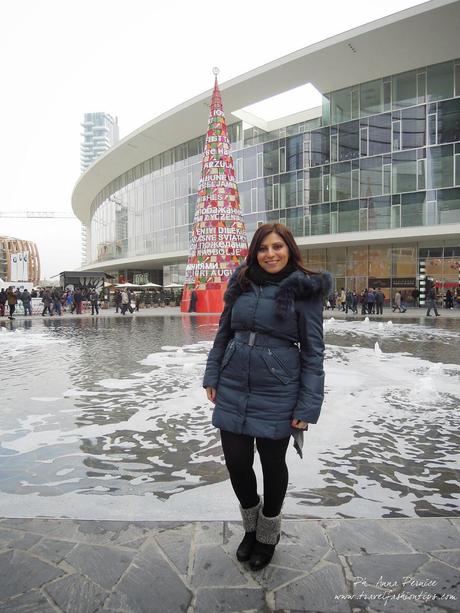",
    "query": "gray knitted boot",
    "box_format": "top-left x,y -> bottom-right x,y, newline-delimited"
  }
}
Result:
236,497 -> 262,562
249,509 -> 281,571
